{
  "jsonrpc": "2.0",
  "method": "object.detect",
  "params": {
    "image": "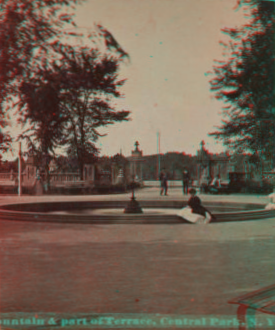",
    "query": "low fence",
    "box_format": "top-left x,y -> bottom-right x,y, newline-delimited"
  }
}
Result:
263,172 -> 275,182
50,173 -> 81,183
0,173 -> 14,181
0,172 -> 83,186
